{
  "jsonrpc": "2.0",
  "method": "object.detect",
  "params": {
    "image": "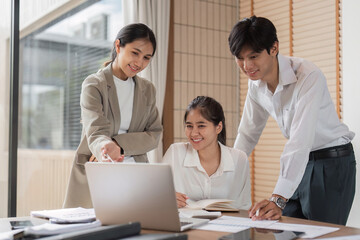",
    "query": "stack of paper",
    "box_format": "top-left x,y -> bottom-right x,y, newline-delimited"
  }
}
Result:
31,207 -> 96,224
24,220 -> 102,236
